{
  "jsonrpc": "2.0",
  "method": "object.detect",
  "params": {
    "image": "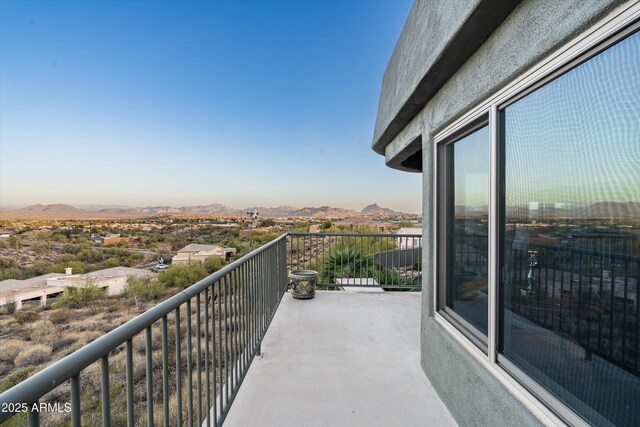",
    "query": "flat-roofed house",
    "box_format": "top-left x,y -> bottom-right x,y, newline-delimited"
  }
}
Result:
172,244 -> 236,264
